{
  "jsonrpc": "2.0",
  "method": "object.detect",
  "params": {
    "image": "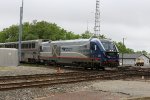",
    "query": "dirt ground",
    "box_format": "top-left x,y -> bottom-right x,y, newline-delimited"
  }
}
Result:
36,91 -> 128,100
35,80 -> 150,100
0,65 -> 71,76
